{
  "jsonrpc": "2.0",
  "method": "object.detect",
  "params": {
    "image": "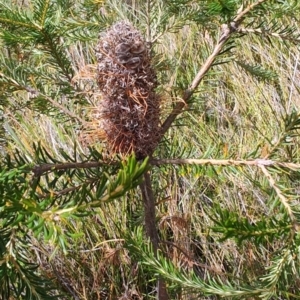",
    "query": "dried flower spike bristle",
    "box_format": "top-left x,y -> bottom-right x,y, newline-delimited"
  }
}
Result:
95,21 -> 161,158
